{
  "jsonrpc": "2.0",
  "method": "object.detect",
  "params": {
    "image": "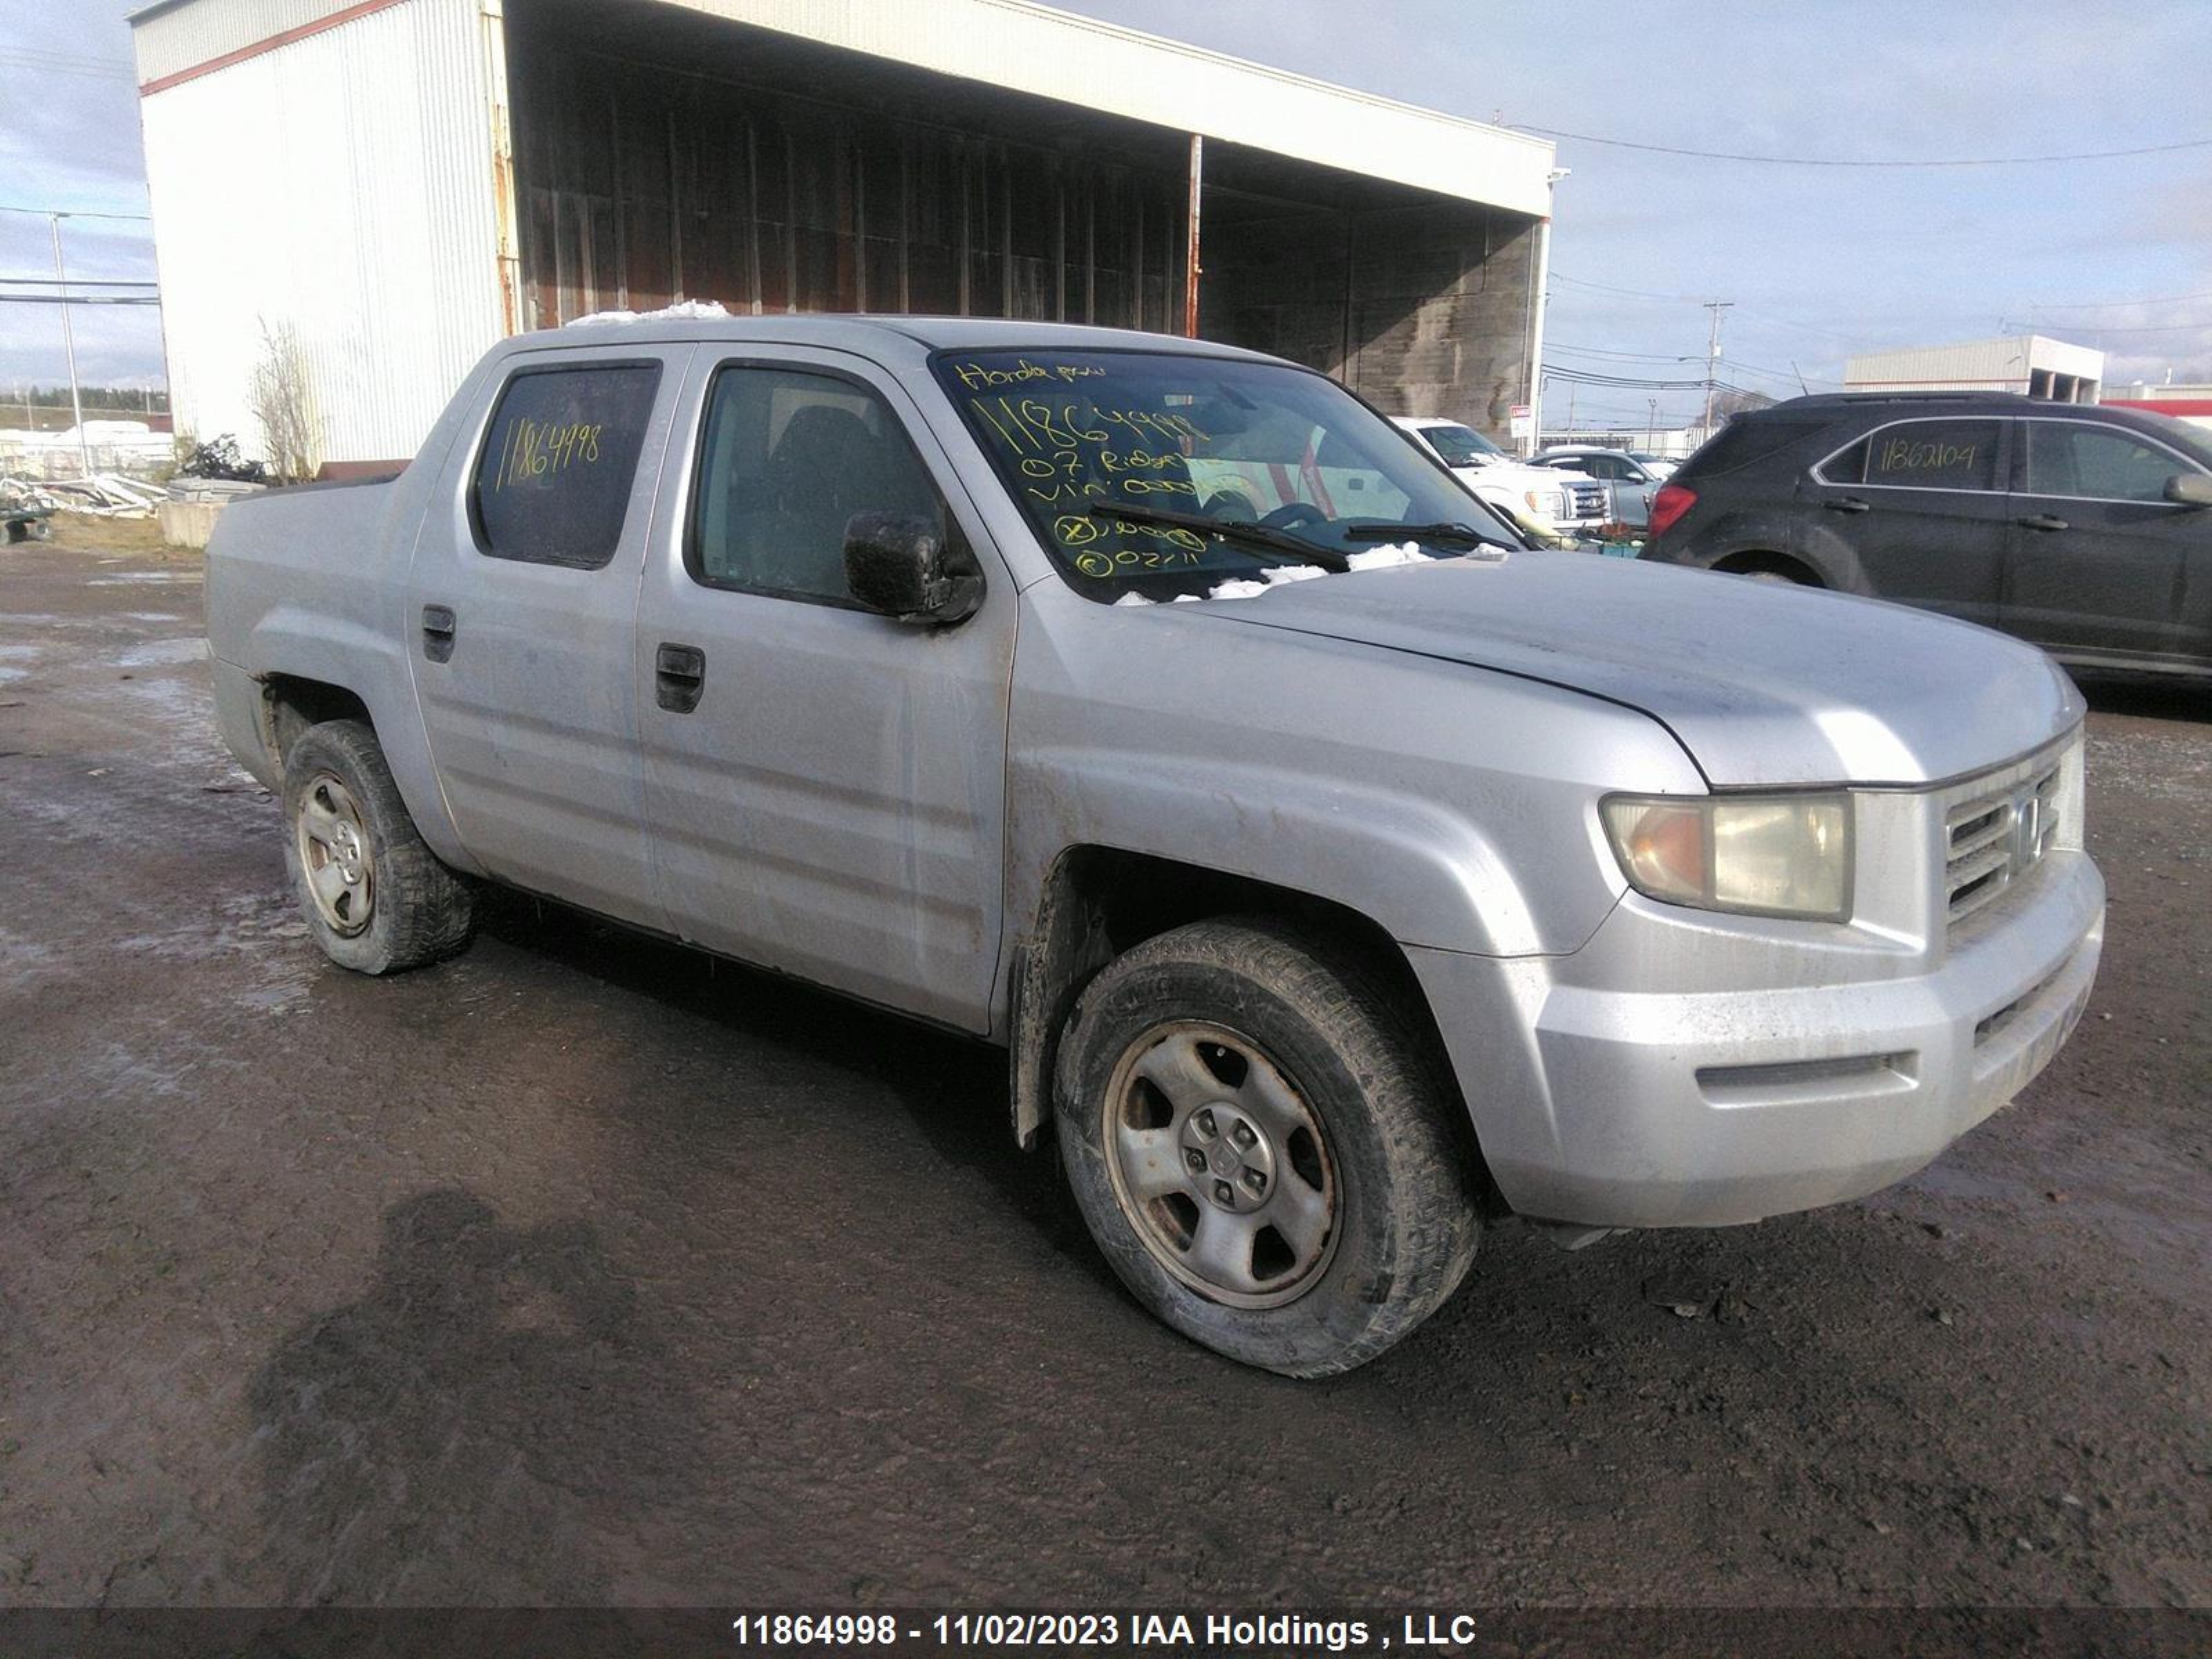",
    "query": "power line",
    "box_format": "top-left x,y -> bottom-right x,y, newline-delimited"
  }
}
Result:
0,294 -> 162,306
2014,320 -> 2212,335
1551,271 -> 1703,303
1515,124 -> 2212,167
0,276 -> 157,288
2022,288 -> 2212,311
0,205 -> 152,222
0,57 -> 135,83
